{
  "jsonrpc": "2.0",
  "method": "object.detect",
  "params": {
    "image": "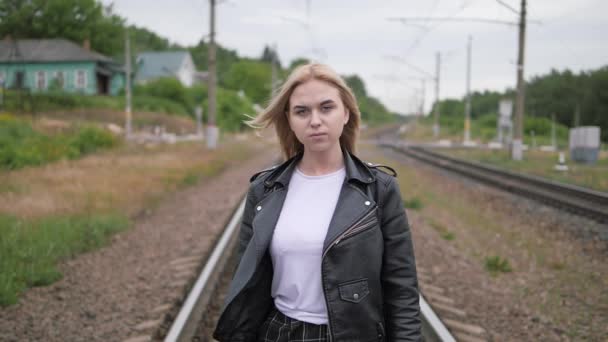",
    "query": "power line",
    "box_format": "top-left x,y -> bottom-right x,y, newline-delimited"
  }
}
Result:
383,56 -> 435,79
425,0 -> 441,27
496,0 -> 519,15
391,0 -> 477,57
389,17 -> 519,26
